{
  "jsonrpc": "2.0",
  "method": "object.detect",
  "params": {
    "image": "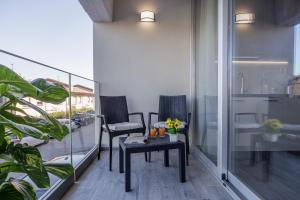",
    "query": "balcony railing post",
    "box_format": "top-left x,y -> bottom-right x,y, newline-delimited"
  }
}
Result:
68,73 -> 76,181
